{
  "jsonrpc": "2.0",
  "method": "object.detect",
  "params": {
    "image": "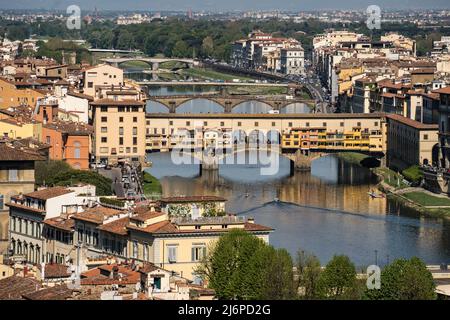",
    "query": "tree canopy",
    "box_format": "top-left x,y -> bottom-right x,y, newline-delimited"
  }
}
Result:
364,257 -> 436,300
